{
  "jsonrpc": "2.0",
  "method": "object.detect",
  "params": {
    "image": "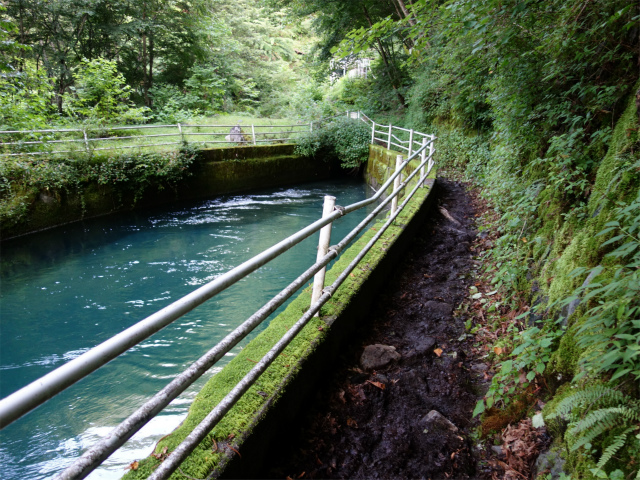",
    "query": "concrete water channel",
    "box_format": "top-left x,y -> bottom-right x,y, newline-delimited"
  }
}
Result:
0,178 -> 381,480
